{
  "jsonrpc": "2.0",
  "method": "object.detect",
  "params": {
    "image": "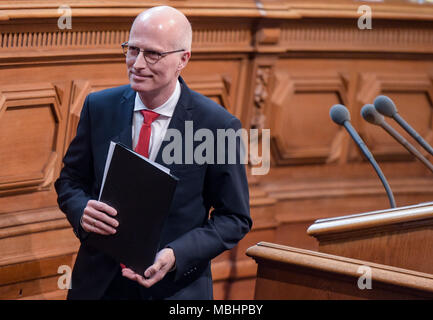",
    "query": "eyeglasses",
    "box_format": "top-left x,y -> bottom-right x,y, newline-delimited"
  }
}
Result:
121,42 -> 185,64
